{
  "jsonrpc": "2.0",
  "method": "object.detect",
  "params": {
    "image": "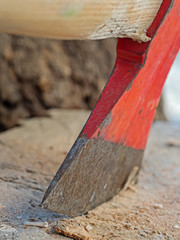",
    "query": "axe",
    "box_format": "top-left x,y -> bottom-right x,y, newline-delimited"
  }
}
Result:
0,0 -> 179,217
